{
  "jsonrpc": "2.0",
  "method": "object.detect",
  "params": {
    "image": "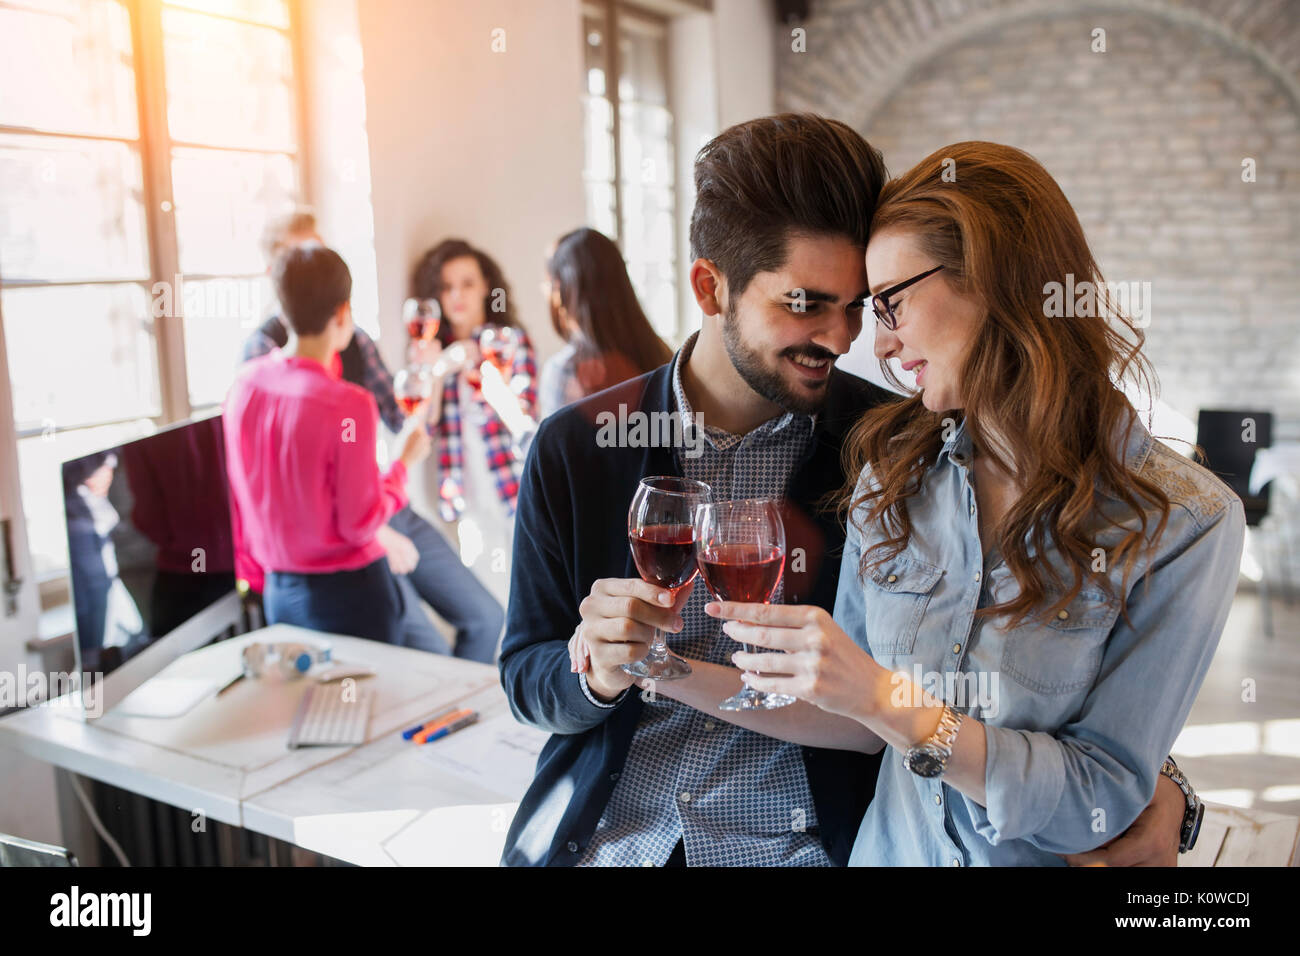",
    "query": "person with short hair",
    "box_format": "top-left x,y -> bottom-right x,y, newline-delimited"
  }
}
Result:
223,245 -> 431,644
239,211 -> 506,662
